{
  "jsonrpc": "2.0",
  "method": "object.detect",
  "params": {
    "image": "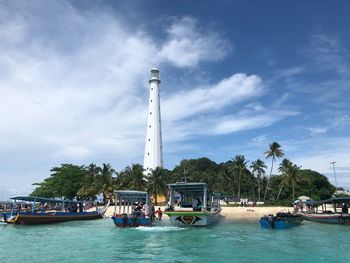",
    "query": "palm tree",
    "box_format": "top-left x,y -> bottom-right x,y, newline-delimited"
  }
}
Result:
277,159 -> 301,201
288,163 -> 301,201
99,163 -> 115,203
250,159 -> 267,201
276,159 -> 292,200
229,155 -> 249,199
125,163 -> 146,191
147,167 -> 168,205
78,163 -> 101,198
263,142 -> 284,202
